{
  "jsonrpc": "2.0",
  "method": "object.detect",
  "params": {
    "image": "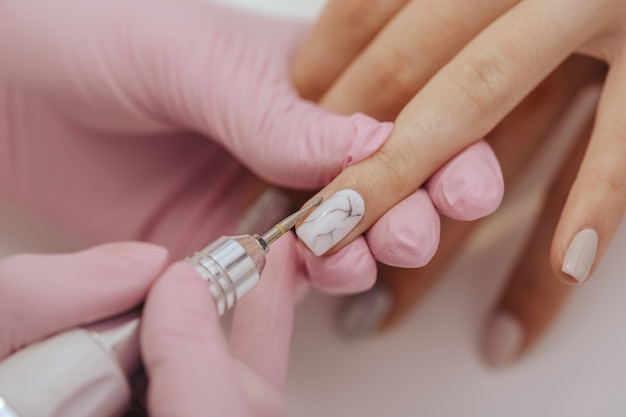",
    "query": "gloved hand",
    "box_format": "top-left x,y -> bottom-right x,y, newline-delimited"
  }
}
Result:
0,0 -> 503,403
0,242 -> 291,417
0,0 -> 502,284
